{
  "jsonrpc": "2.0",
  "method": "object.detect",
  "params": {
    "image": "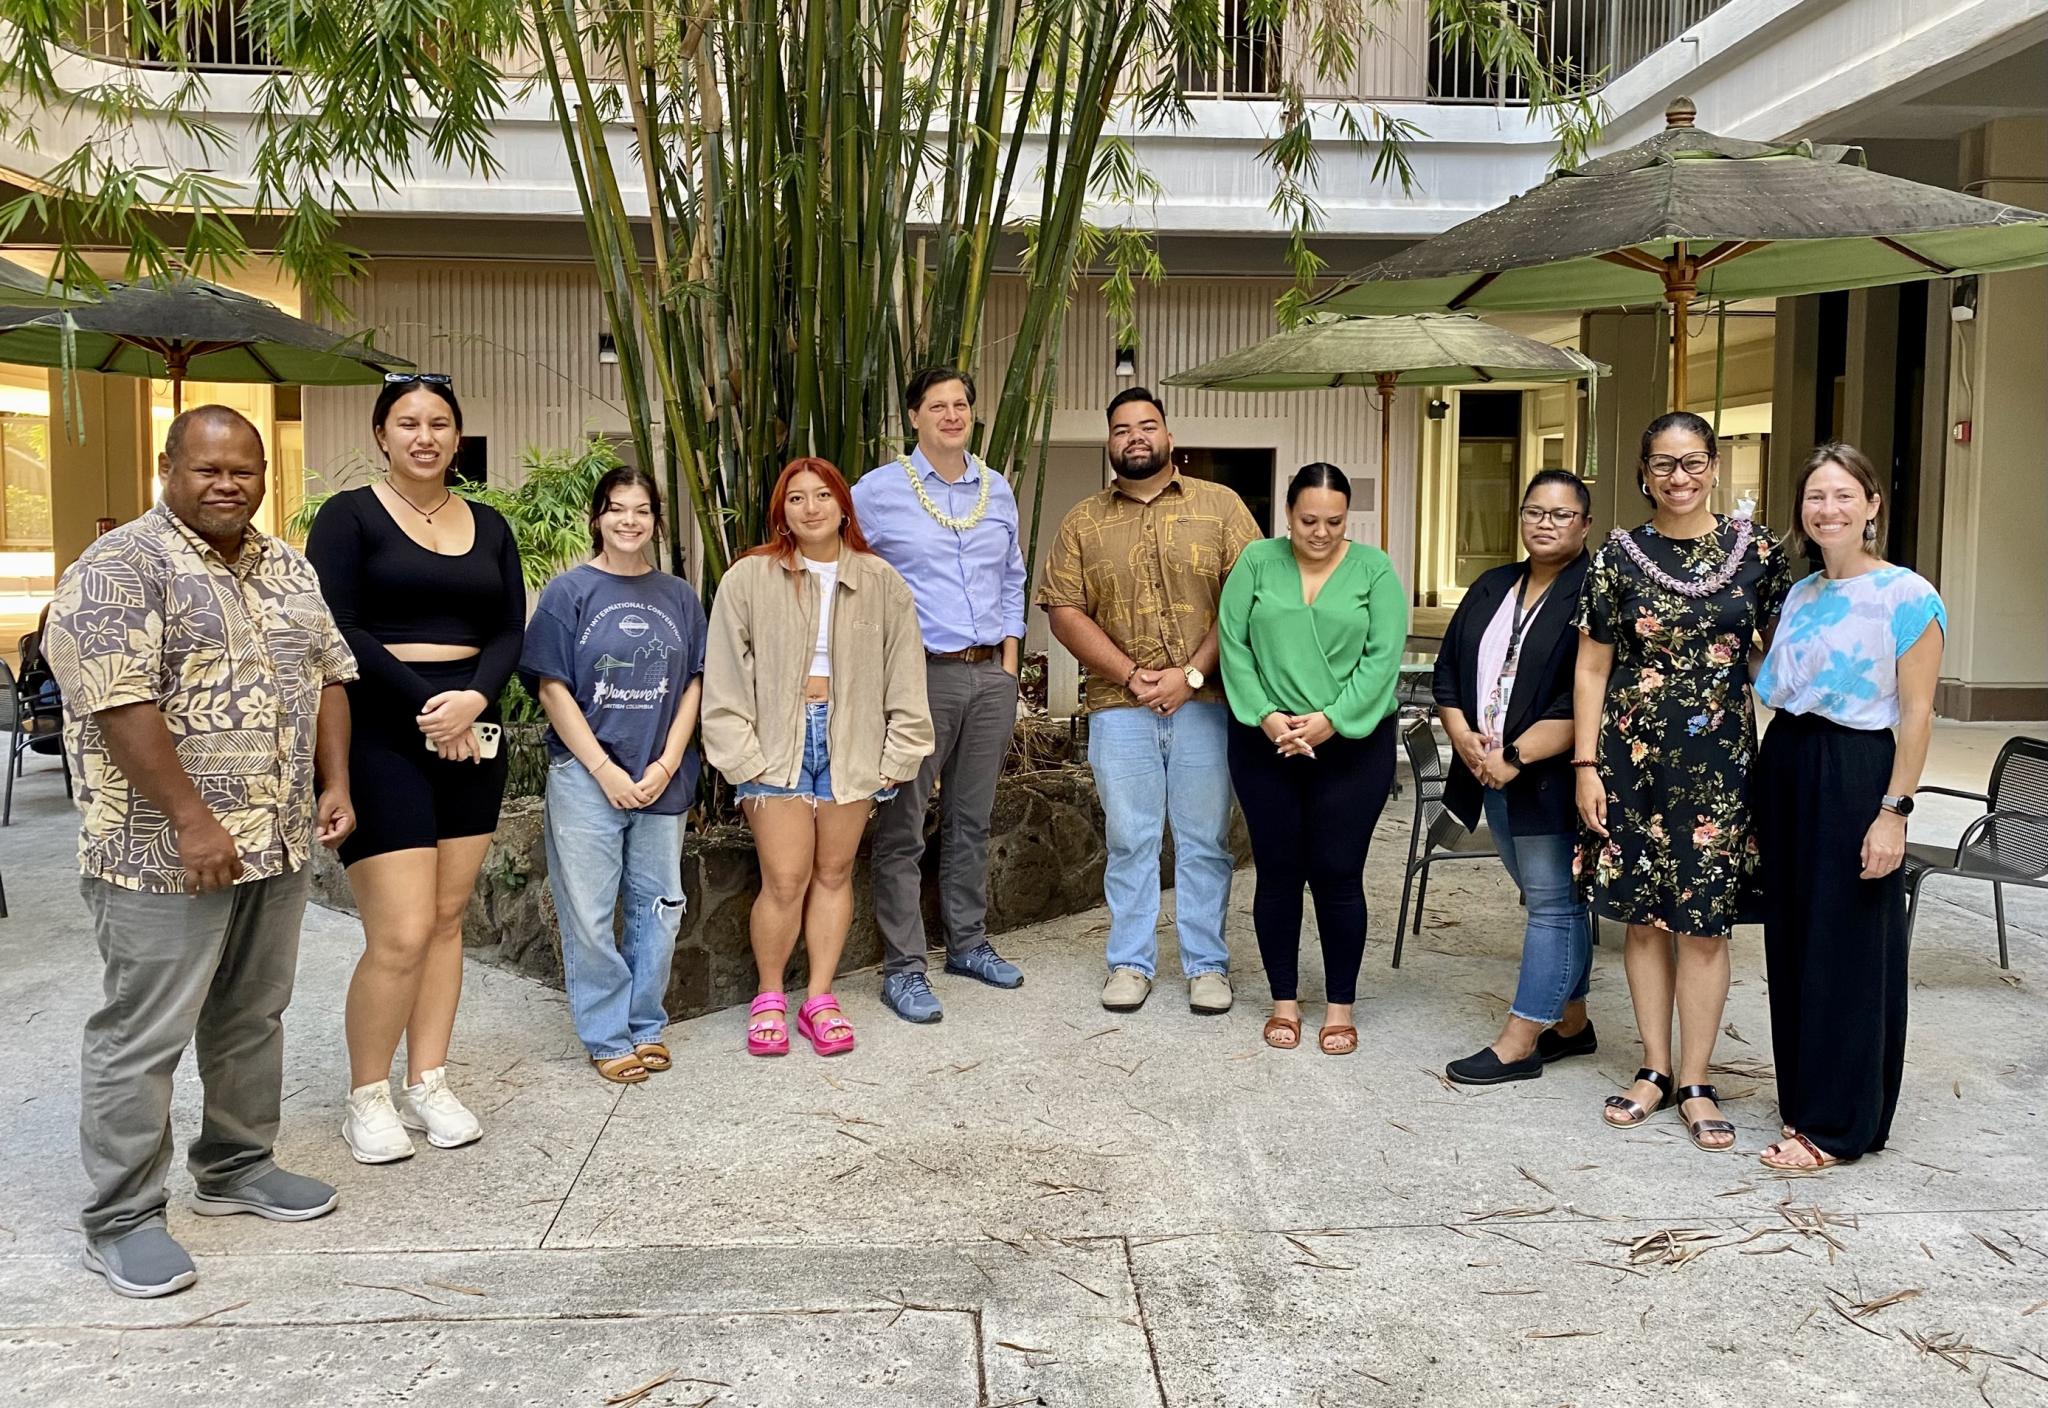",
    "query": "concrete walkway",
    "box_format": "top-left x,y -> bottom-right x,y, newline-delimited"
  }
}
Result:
0,724 -> 2043,1406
